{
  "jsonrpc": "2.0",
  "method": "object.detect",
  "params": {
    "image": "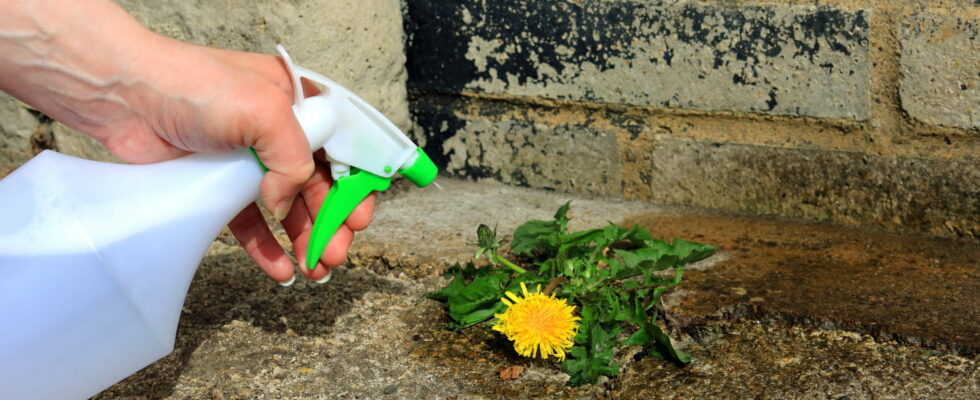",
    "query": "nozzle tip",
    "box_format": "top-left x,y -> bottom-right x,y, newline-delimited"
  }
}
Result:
400,148 -> 438,188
